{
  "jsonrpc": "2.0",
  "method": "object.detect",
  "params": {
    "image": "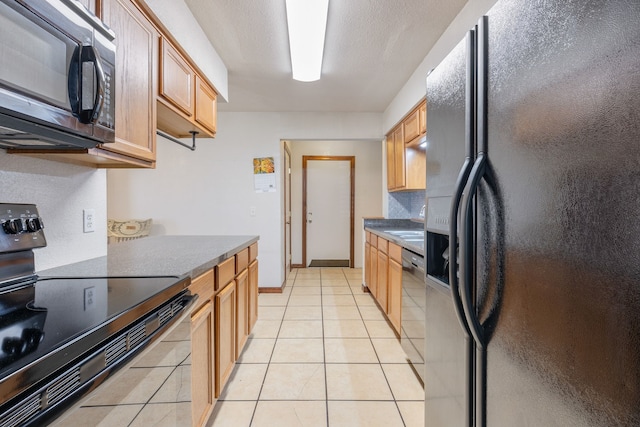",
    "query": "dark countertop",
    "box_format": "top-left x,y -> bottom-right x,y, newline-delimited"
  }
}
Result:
363,218 -> 425,256
38,235 -> 259,279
